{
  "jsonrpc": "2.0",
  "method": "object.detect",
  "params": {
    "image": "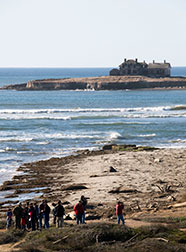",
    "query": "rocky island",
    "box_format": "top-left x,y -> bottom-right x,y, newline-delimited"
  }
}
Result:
2,58 -> 186,91
2,75 -> 186,91
2,59 -> 186,91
